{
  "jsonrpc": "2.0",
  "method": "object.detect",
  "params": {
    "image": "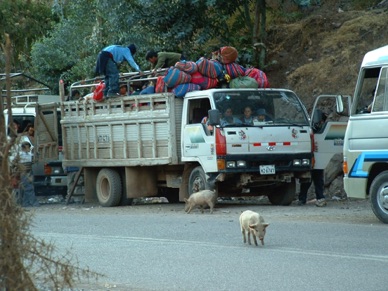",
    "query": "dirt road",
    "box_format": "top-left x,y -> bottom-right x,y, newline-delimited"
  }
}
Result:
36,196 -> 381,225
